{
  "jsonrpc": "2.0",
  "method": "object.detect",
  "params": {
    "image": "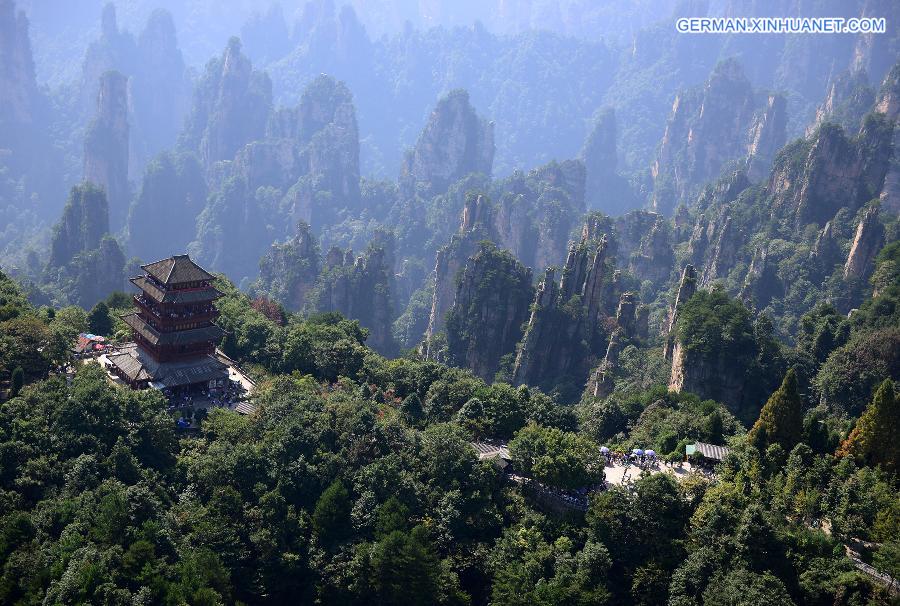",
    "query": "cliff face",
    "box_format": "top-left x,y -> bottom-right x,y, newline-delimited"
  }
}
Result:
60,236 -> 126,308
769,117 -> 893,227
275,75 -> 361,228
513,232 -> 613,399
843,204 -> 884,281
424,194 -> 497,355
253,221 -> 322,311
739,245 -> 783,309
48,183 -> 110,269
131,9 -> 191,162
663,264 -> 697,360
45,183 -> 125,307
190,177 -> 275,285
0,0 -> 56,203
651,59 -> 785,214
445,243 -> 533,381
591,291 -> 646,398
79,5 -> 190,171
310,240 -> 397,355
496,160 -> 587,270
746,95 -> 788,181
79,4 -> 136,119
876,63 -> 900,213
612,210 -> 674,283
401,89 -> 494,196
807,69 -> 874,136
180,37 -> 272,170
628,214 -> 674,284
84,70 -> 130,231
0,0 -> 37,128
875,62 -> 900,120
127,151 -> 207,263
581,108 -> 635,214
